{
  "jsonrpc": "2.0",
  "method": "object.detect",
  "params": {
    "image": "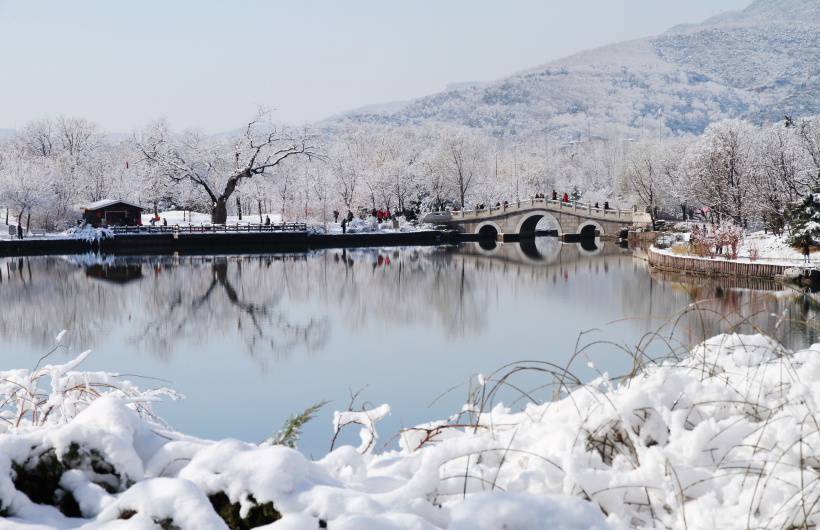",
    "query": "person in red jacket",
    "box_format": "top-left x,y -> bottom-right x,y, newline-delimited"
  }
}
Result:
562,192 -> 569,203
